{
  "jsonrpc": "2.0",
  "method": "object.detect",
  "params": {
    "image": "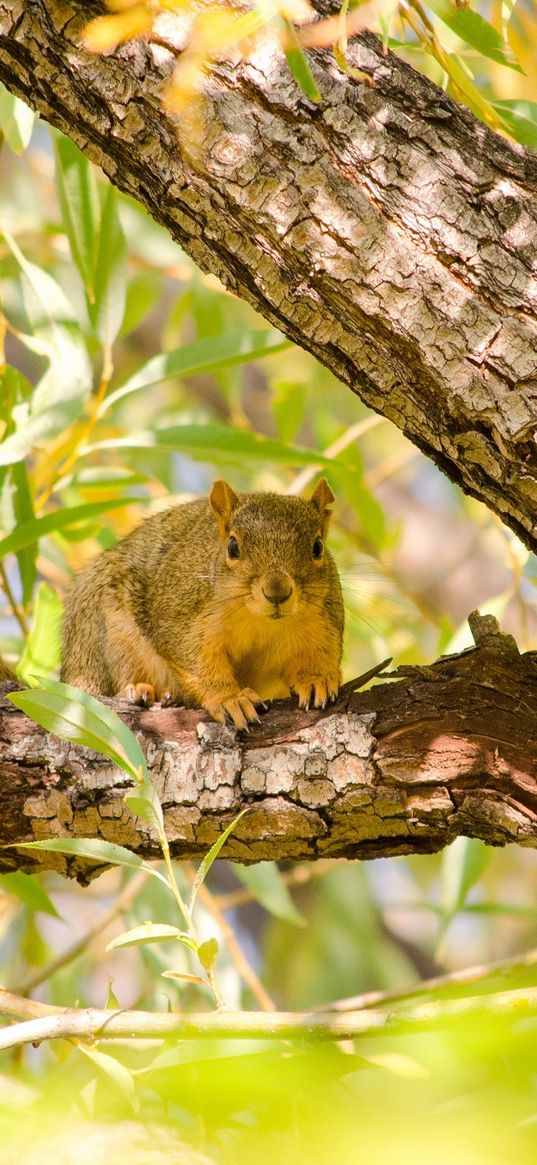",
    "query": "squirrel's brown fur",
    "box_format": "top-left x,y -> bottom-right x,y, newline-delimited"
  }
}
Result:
60,479 -> 344,728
